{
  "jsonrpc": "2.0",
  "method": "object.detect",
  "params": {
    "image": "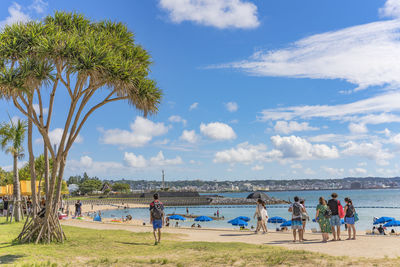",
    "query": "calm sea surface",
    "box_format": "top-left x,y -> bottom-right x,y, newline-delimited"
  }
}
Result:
100,189 -> 400,230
